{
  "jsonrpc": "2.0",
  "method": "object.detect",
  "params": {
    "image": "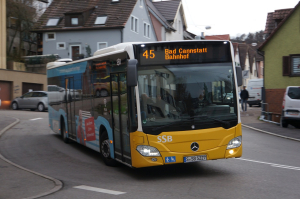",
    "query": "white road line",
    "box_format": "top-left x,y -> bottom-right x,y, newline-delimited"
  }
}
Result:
30,118 -> 43,121
236,158 -> 300,171
74,185 -> 126,195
